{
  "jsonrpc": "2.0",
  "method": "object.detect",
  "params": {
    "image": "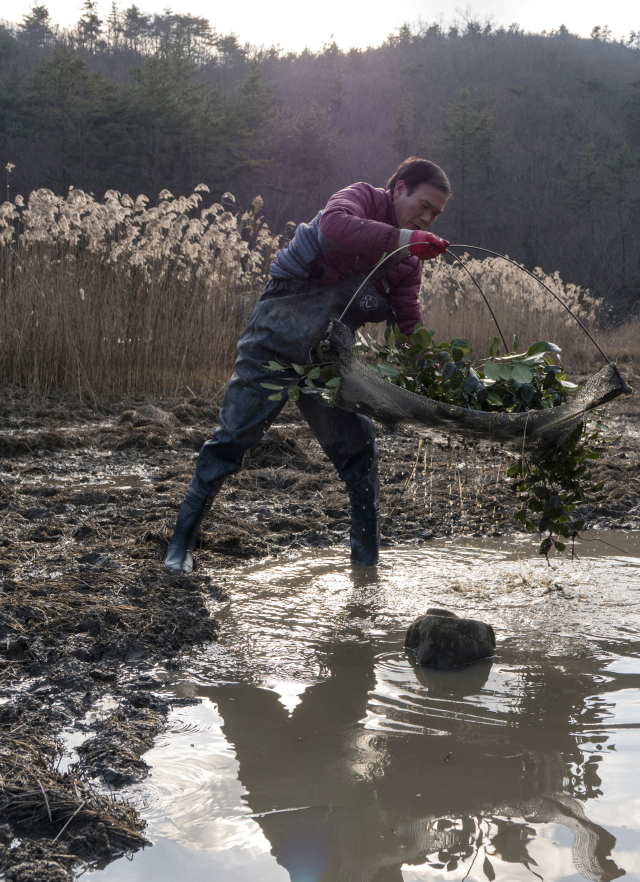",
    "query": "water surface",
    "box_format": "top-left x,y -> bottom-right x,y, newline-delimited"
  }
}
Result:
95,533 -> 640,881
